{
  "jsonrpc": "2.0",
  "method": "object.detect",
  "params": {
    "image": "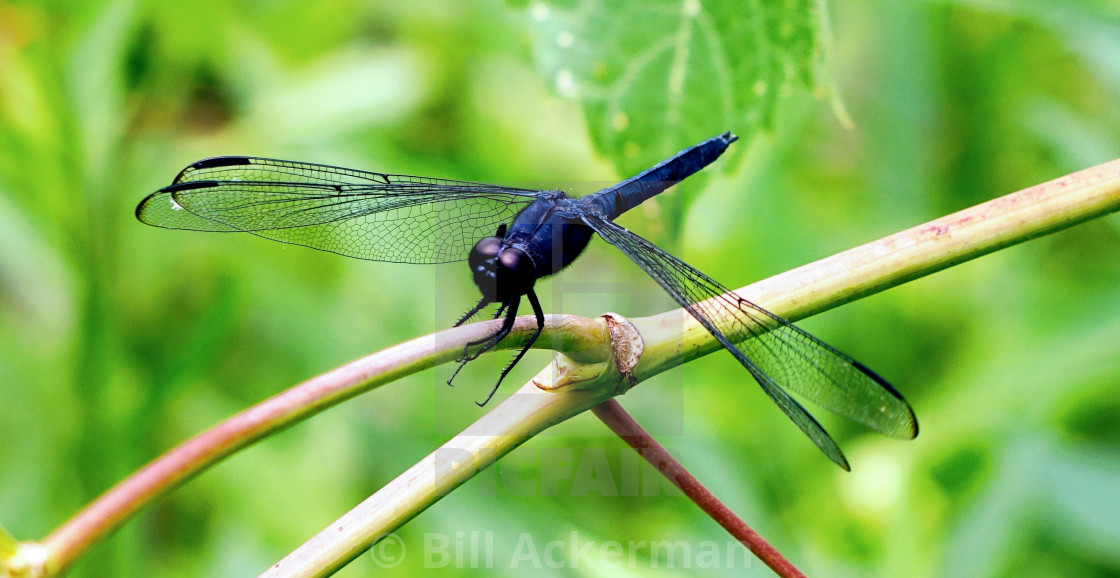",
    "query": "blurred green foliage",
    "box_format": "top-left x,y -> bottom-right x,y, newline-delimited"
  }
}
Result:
2,0 -> 1120,576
